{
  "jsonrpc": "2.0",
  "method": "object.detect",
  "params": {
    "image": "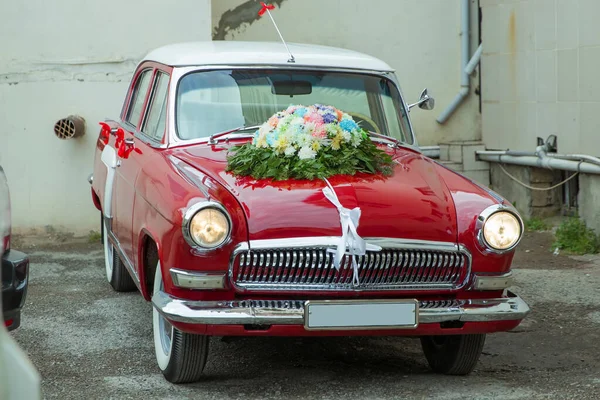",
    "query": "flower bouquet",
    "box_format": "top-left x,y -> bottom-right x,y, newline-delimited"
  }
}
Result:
226,104 -> 394,180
